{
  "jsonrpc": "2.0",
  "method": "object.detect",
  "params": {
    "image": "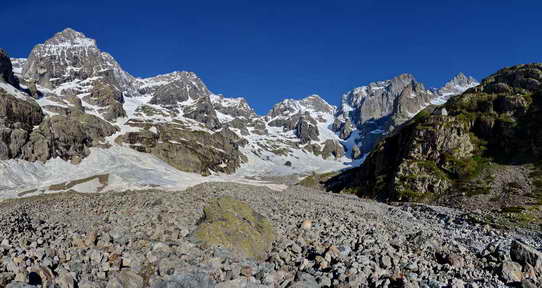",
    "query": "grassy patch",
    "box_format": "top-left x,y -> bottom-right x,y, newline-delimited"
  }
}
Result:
417,160 -> 449,181
500,206 -> 526,213
297,171 -> 339,189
